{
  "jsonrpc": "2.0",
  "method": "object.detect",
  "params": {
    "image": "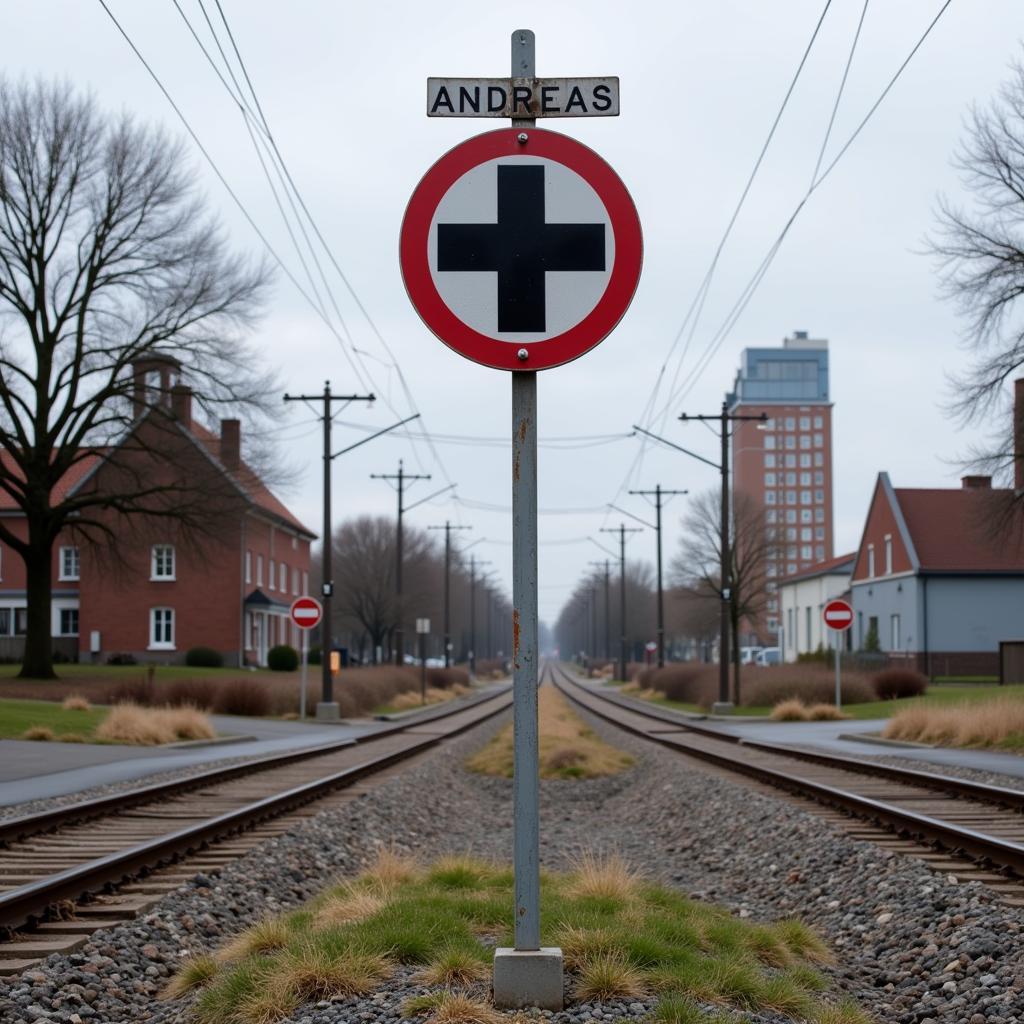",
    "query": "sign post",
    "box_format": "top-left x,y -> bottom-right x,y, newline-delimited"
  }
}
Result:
822,599 -> 854,708
400,30 -> 641,1010
290,597 -> 323,721
416,617 -> 431,705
